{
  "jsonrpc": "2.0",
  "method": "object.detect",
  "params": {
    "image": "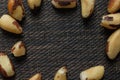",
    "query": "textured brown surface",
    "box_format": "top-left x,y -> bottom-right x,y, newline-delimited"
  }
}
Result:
0,0 -> 120,80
